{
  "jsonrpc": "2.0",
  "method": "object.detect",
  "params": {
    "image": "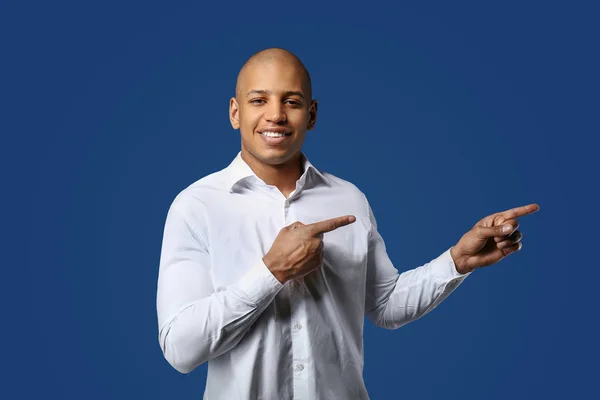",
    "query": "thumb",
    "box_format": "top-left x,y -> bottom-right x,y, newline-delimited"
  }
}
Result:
475,223 -> 514,238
